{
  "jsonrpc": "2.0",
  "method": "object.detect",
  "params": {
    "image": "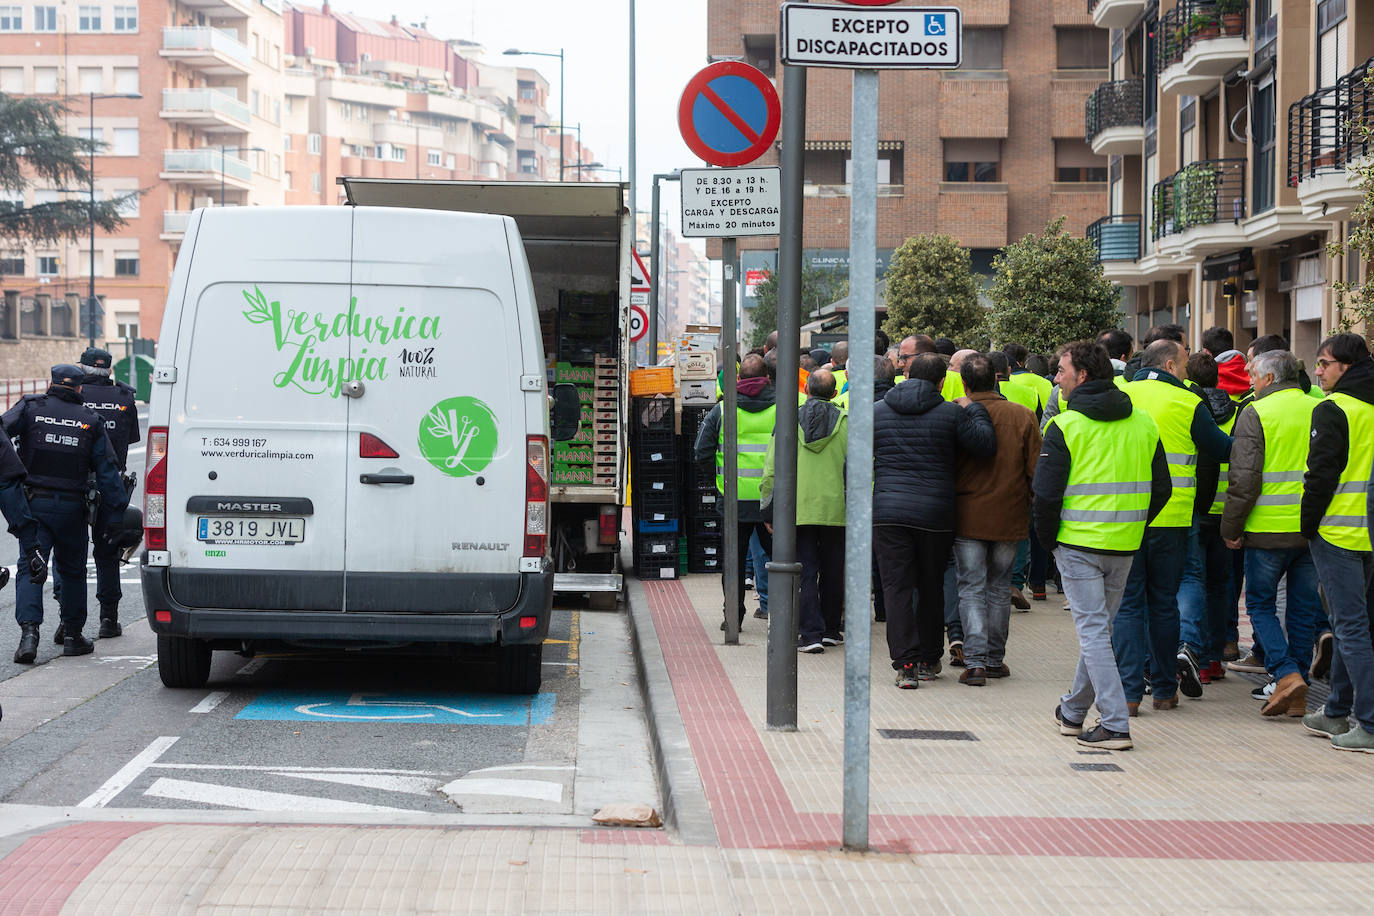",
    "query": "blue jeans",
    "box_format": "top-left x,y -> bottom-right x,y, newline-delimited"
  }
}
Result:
1179,516 -> 1233,665
1244,546 -> 1322,683
15,491 -> 89,630
943,551 -> 962,644
1113,526 -> 1189,703
1309,536 -> 1374,731
954,538 -> 1019,669
748,530 -> 770,612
